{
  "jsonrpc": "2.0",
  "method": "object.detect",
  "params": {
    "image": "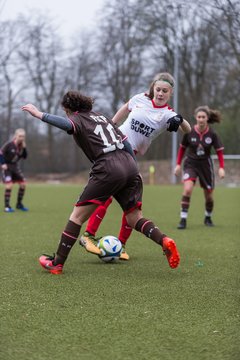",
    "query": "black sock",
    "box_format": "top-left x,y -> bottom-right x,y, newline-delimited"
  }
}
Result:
17,187 -> 25,205
54,220 -> 81,265
5,189 -> 11,207
205,200 -> 214,215
135,218 -> 166,247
